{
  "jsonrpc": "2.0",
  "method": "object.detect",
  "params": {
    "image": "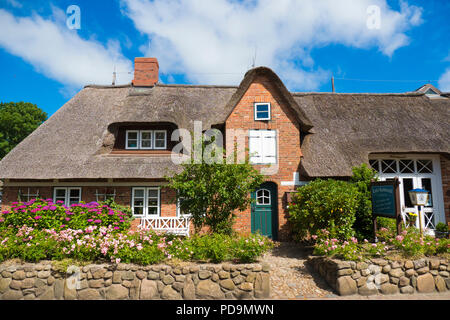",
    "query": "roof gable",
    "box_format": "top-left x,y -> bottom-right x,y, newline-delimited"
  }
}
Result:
223,67 -> 313,132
